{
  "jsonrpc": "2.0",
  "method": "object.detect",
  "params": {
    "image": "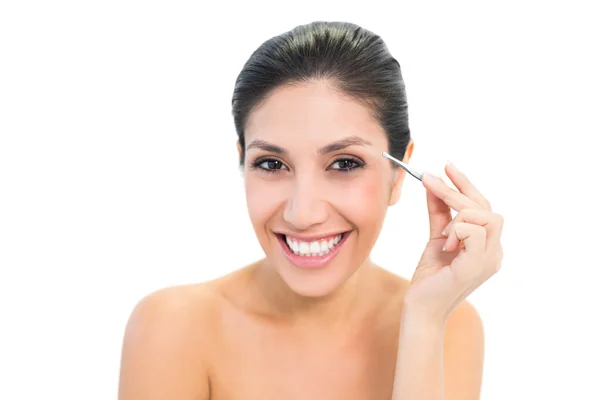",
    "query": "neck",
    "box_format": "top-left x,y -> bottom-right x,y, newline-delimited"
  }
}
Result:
253,258 -> 375,329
